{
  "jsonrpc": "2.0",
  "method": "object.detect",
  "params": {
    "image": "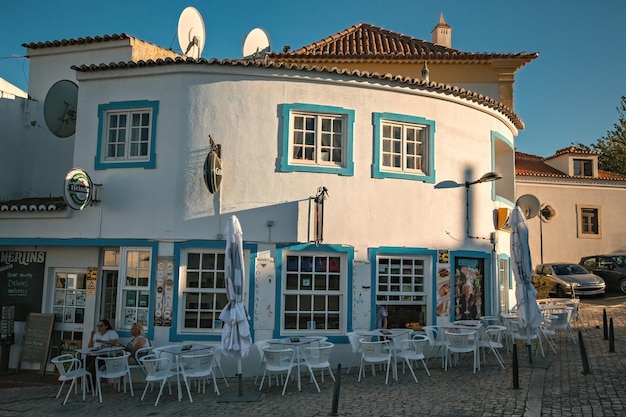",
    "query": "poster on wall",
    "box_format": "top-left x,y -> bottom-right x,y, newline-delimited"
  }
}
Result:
436,250 -> 451,319
453,257 -> 485,321
154,258 -> 174,326
0,251 -> 46,321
